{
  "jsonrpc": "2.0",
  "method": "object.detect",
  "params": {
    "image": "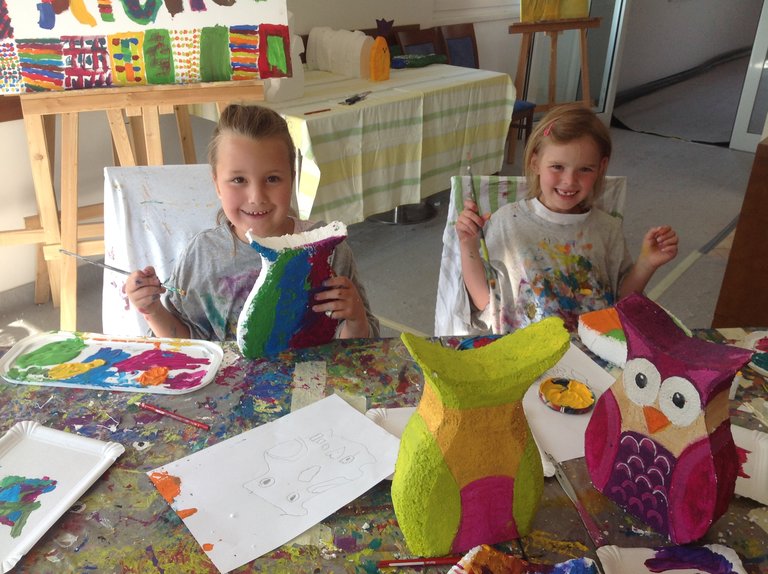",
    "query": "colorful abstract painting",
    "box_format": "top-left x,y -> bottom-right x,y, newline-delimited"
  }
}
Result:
0,331 -> 223,394
0,0 -> 289,94
0,475 -> 57,538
